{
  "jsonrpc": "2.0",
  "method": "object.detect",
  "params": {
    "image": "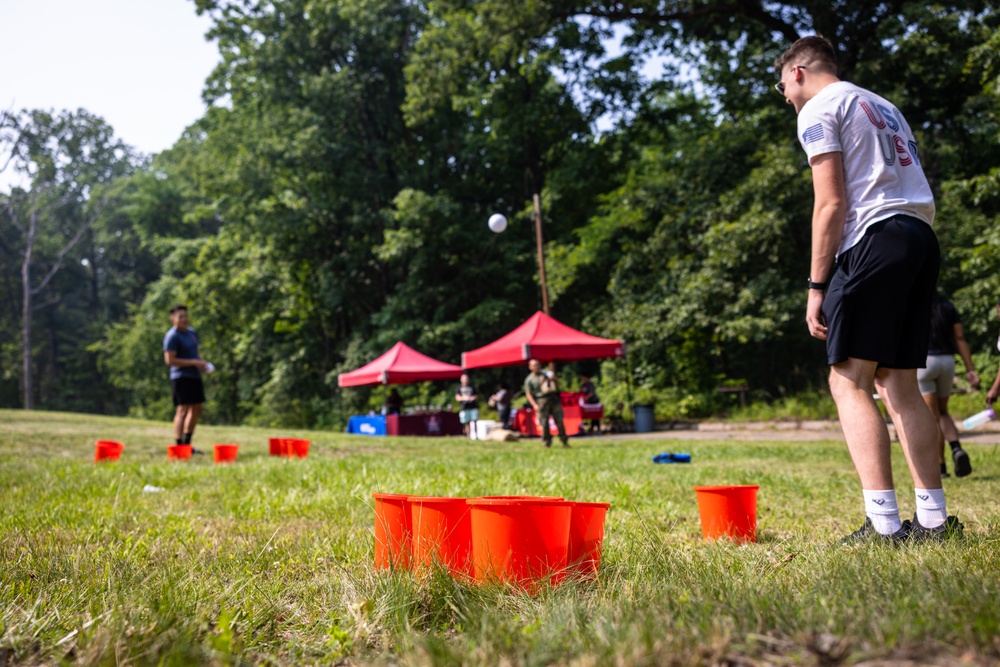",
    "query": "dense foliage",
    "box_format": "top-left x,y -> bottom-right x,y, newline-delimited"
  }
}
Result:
2,0 -> 999,426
